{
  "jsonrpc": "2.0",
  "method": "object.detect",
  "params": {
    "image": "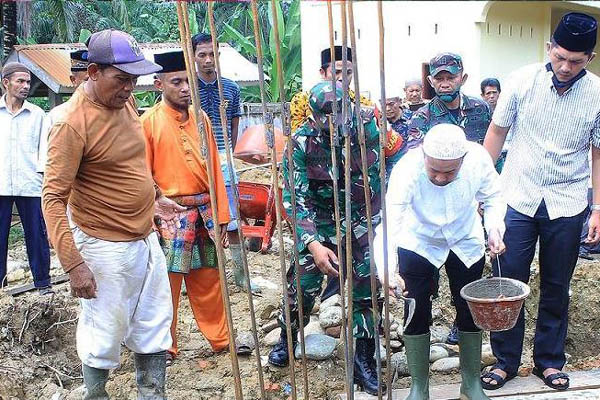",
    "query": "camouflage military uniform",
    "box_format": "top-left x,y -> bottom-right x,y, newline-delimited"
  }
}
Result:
408,93 -> 491,145
281,84 -> 381,339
